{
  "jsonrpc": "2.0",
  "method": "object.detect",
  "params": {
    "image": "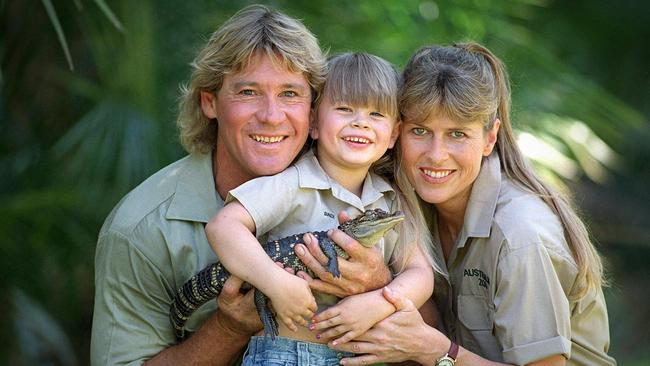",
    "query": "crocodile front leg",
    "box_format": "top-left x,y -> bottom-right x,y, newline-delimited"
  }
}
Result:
319,235 -> 341,278
254,289 -> 278,339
